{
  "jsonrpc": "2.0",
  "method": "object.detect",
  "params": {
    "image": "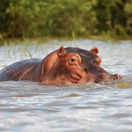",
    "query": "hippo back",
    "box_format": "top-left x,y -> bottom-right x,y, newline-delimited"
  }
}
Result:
0,58 -> 41,81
